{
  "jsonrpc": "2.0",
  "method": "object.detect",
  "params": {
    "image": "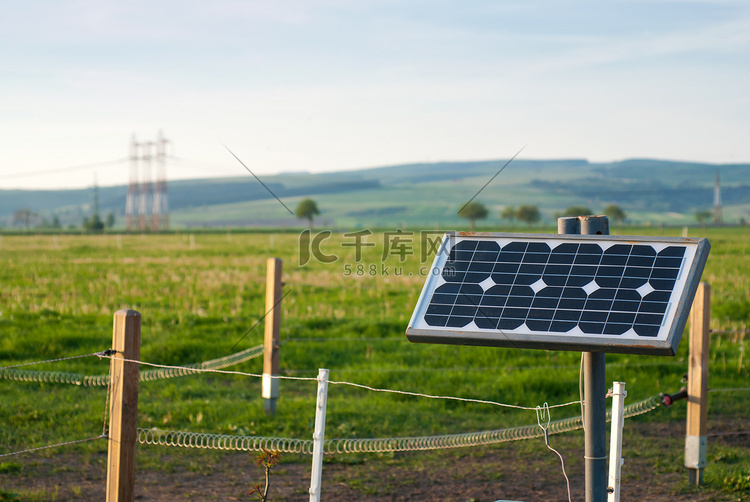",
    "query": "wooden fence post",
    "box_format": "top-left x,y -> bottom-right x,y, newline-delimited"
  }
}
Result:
106,309 -> 141,502
686,282 -> 710,485
263,258 -> 283,415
